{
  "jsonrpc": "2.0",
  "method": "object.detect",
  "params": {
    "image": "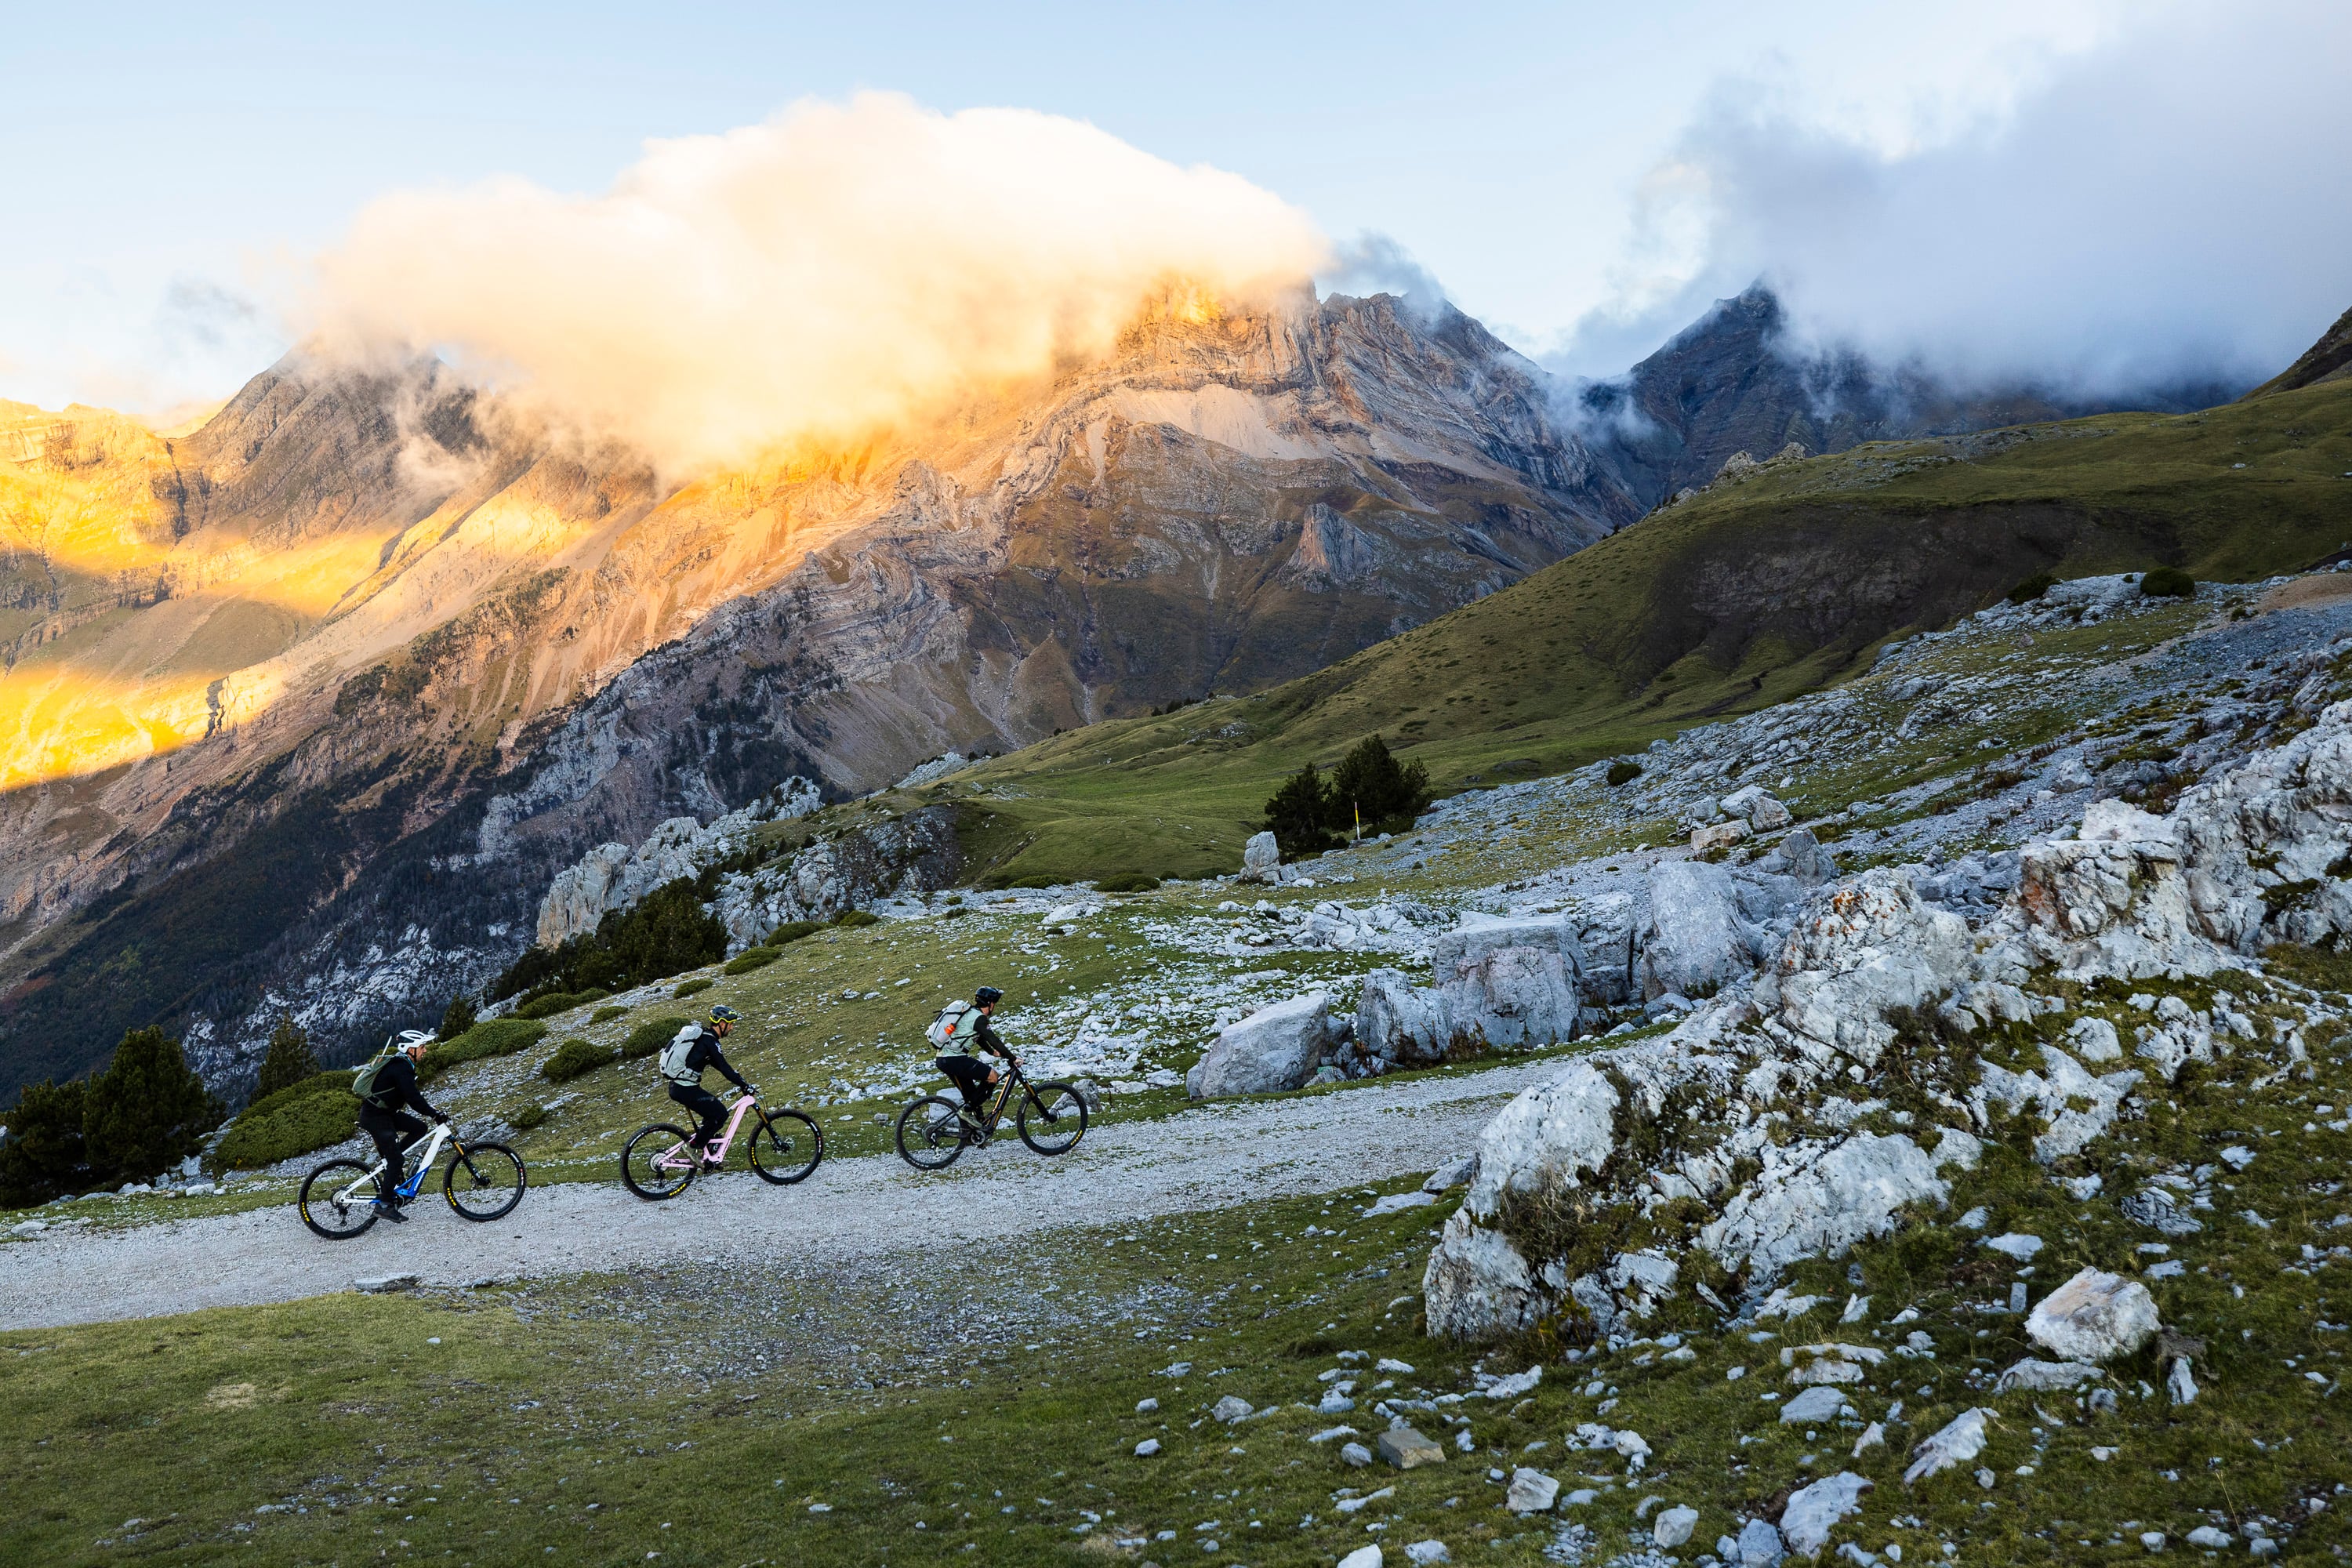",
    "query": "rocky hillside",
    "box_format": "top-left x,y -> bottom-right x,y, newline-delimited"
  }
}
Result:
1578,284 -> 2239,508
0,289 -> 1633,1101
